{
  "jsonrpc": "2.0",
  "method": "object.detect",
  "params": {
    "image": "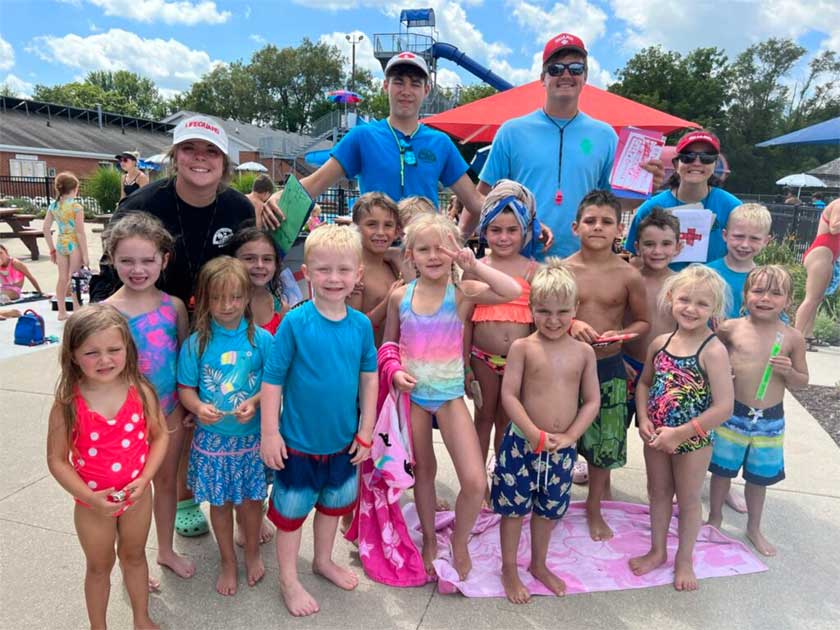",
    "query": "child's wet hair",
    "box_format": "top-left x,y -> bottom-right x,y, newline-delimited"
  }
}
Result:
352,192 -> 400,228
55,304 -> 160,441
252,174 -> 274,195
402,212 -> 461,252
659,263 -> 729,322
397,195 -> 436,229
303,223 -> 362,264
576,189 -> 622,223
105,211 -> 175,262
727,203 -> 772,235
193,256 -> 255,356
636,206 -> 681,242
744,265 -> 793,308
530,257 -> 577,307
54,171 -> 80,197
